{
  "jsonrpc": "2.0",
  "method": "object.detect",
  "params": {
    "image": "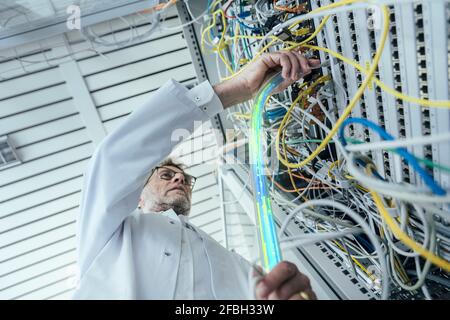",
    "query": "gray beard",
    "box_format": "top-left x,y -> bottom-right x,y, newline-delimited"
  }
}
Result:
142,193 -> 191,216
163,196 -> 191,216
